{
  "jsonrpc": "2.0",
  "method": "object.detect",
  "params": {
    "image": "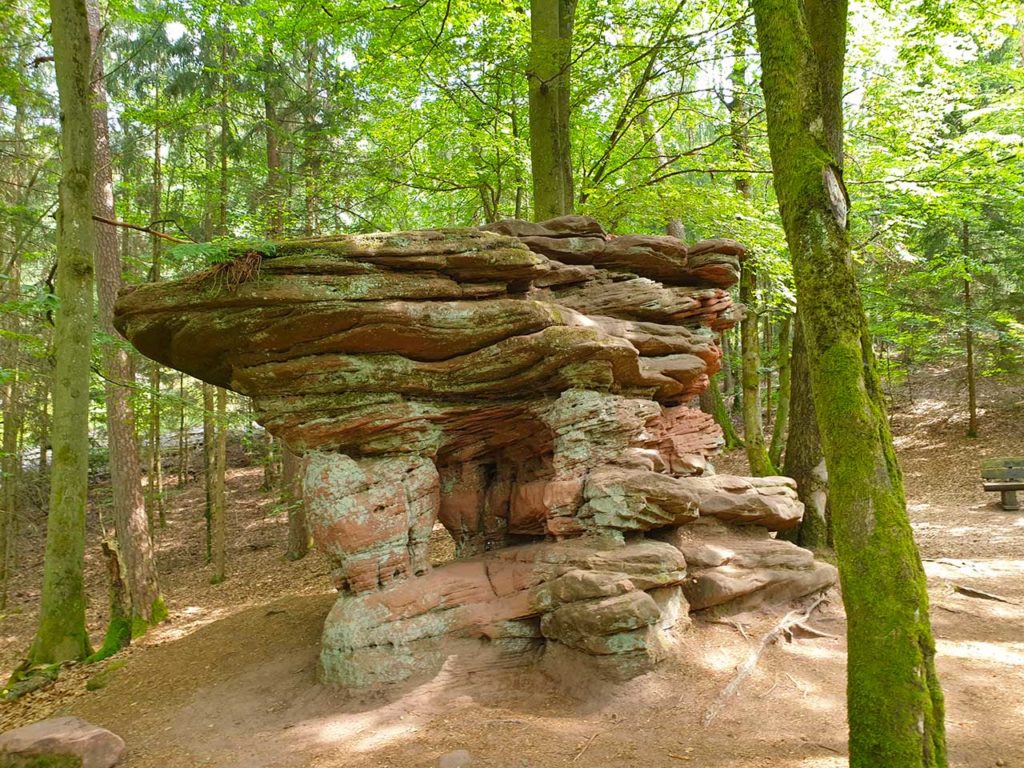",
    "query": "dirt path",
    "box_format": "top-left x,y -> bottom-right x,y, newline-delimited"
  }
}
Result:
2,370 -> 1022,767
